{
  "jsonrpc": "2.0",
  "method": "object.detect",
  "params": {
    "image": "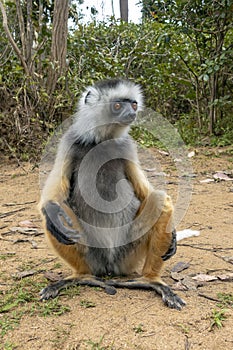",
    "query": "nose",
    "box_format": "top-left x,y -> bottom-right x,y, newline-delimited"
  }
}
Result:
128,112 -> 136,121
122,112 -> 136,125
